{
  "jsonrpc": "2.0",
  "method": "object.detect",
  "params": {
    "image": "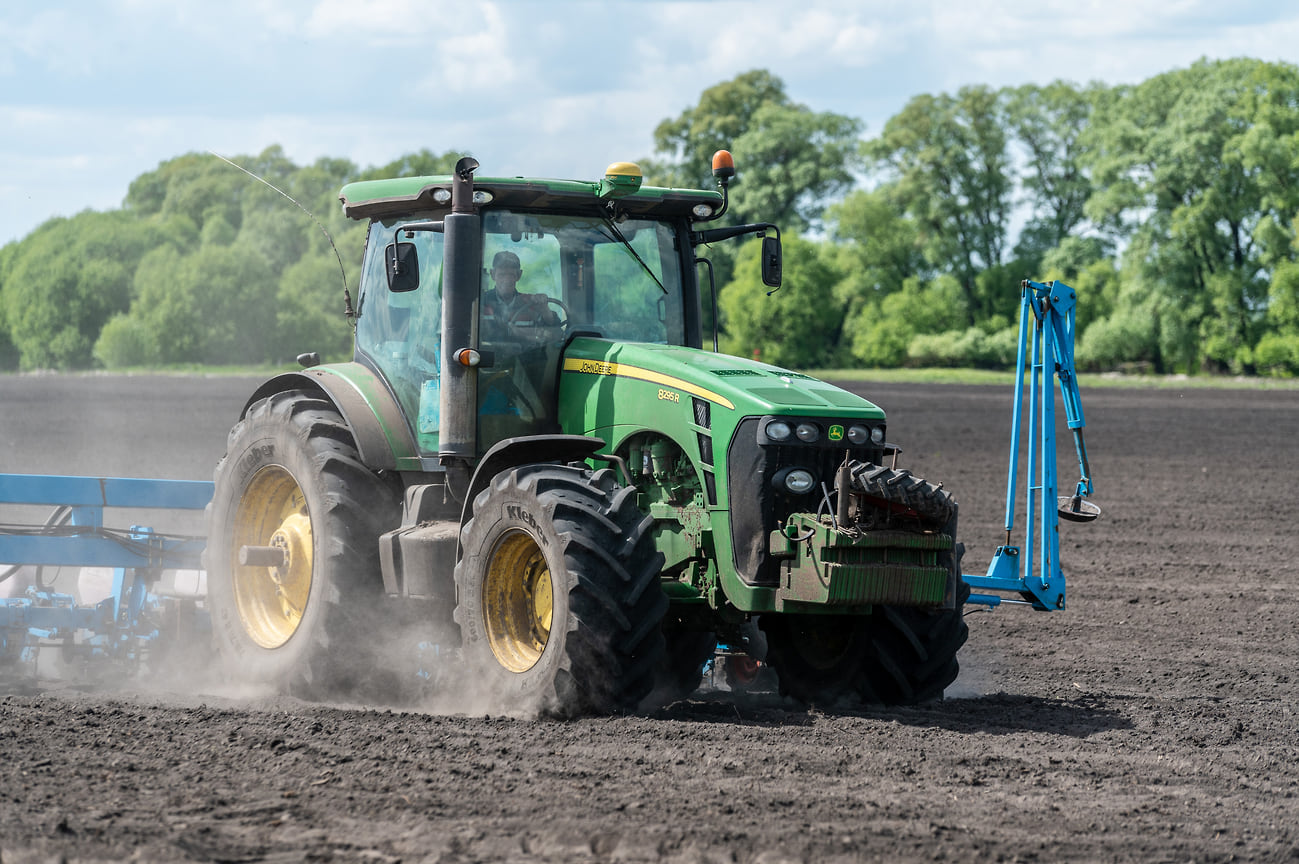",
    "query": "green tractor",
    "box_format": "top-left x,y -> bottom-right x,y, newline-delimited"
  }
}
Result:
204,153 -> 966,714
